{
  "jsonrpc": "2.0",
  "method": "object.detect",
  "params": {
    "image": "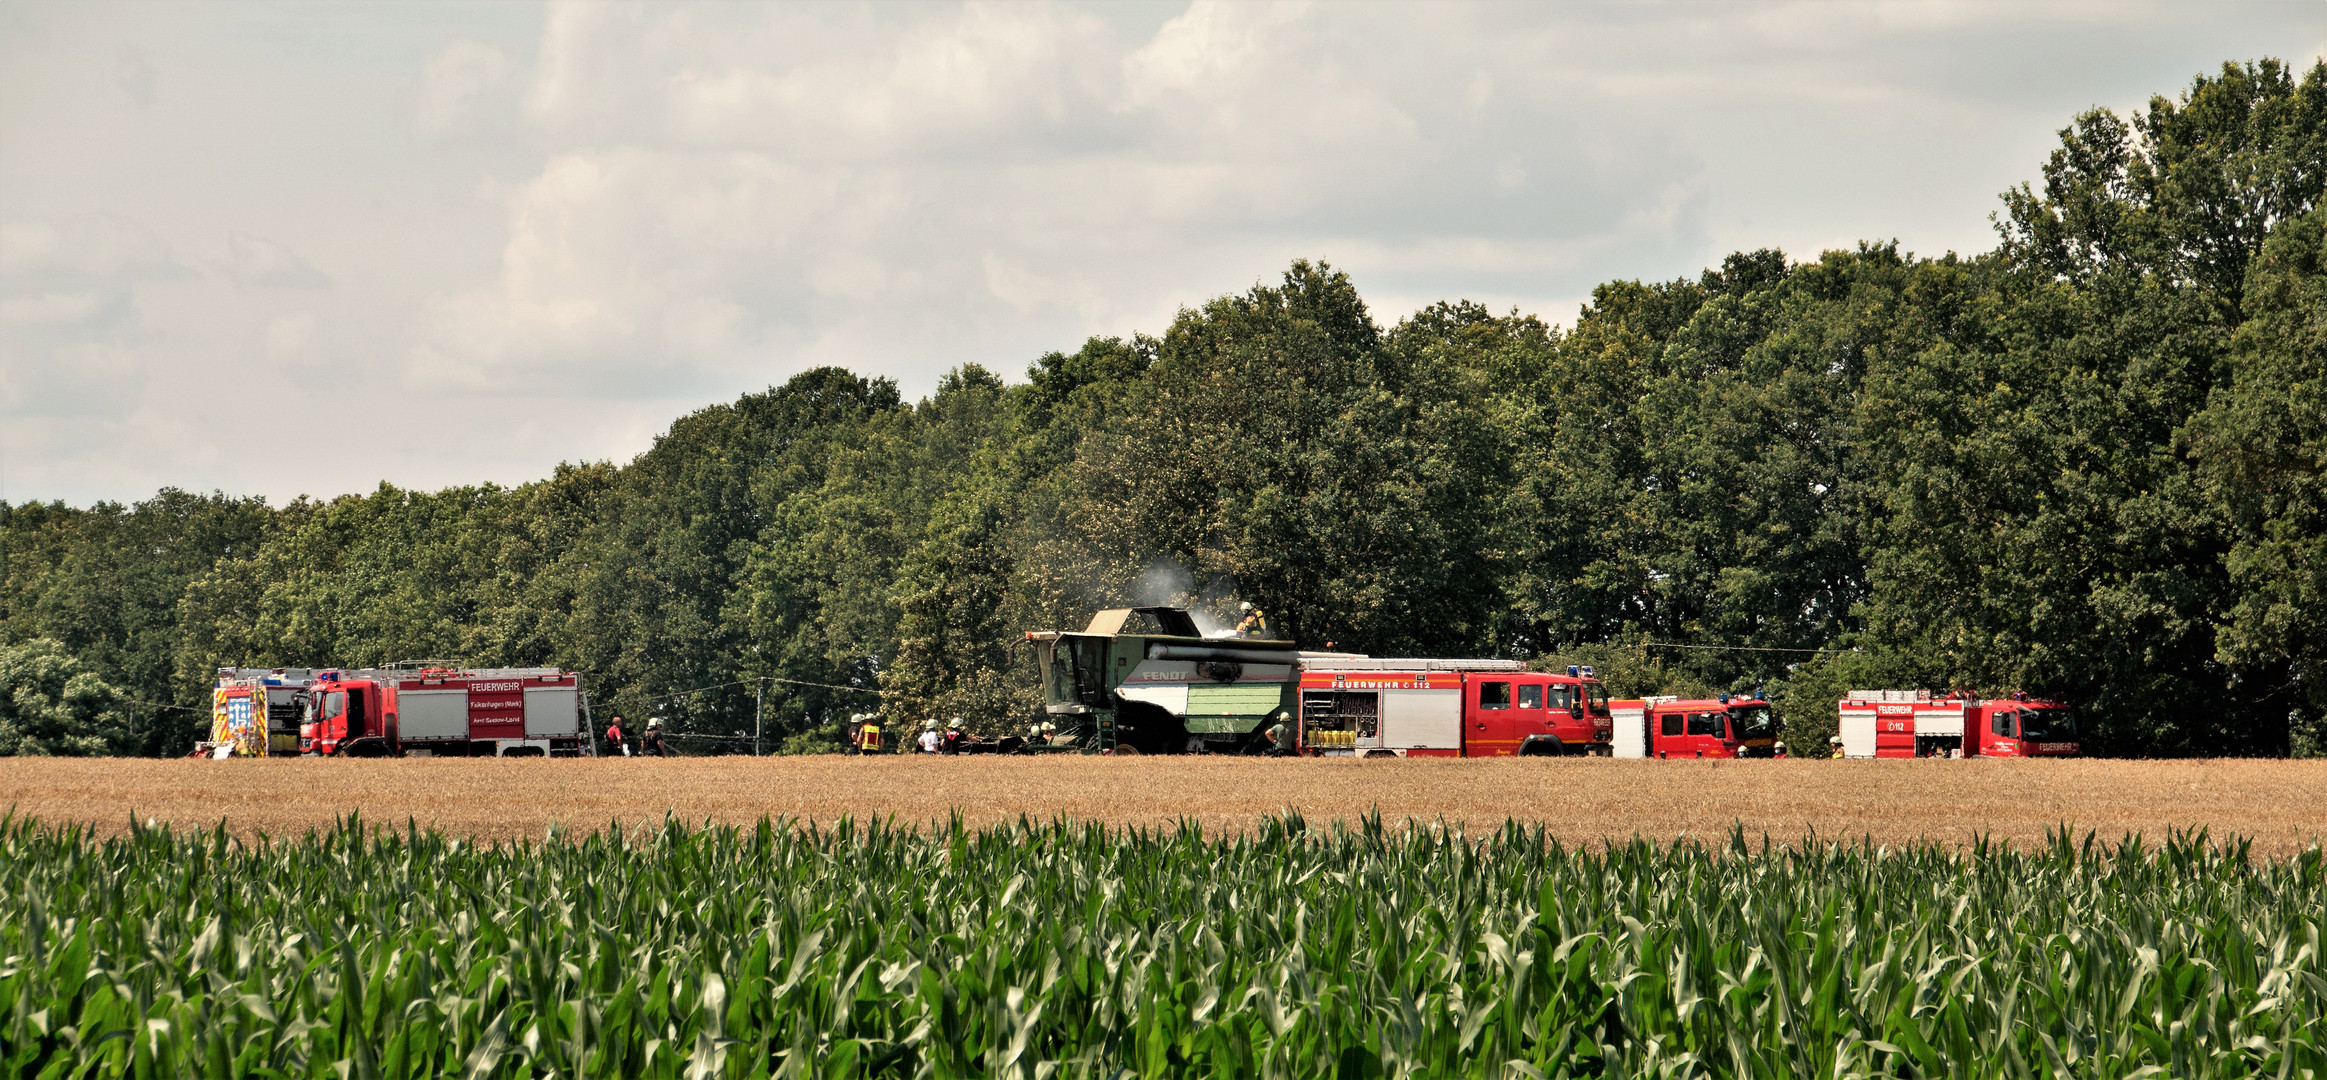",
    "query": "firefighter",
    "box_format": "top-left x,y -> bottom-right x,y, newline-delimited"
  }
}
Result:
1265,711 -> 1294,756
605,715 -> 630,757
643,717 -> 666,757
1772,740 -> 1788,759
1235,601 -> 1269,638
856,714 -> 885,755
1828,734 -> 1845,759
942,717 -> 970,755
917,720 -> 941,754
